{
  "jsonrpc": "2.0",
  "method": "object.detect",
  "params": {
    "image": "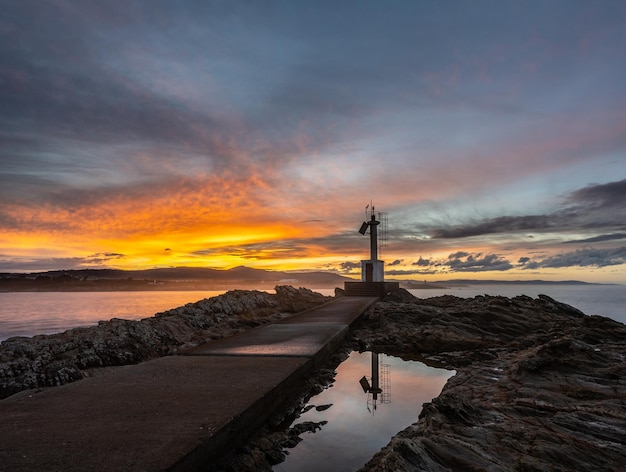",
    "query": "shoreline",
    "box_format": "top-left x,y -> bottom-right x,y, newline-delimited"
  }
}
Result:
0,281 -> 340,292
